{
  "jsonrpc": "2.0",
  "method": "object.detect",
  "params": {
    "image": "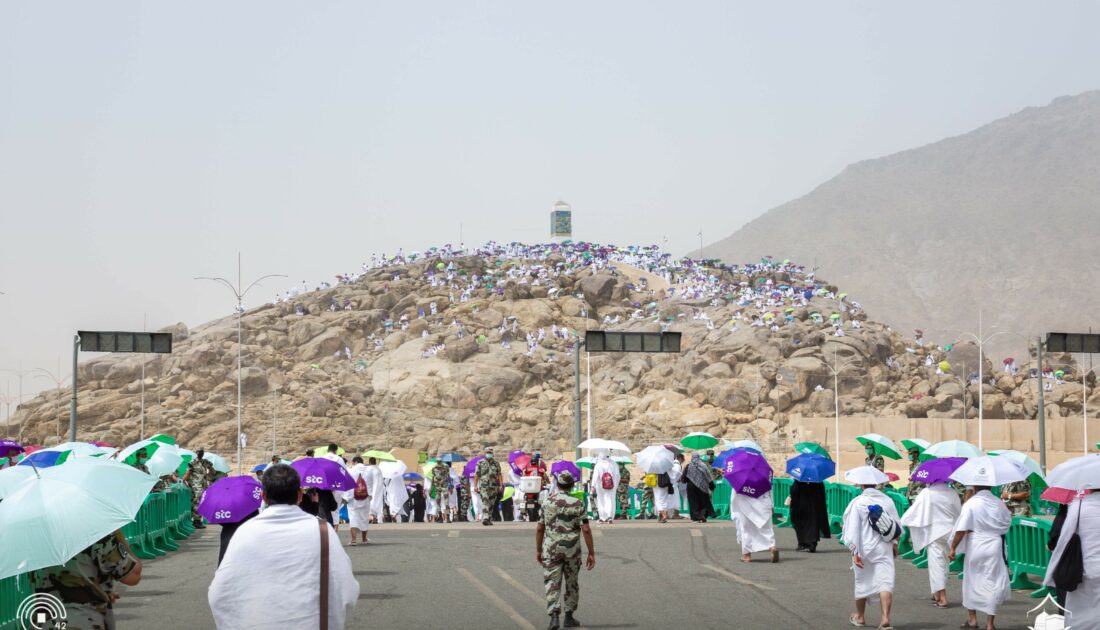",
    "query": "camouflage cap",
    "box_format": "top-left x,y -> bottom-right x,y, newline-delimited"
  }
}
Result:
556,471 -> 575,487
